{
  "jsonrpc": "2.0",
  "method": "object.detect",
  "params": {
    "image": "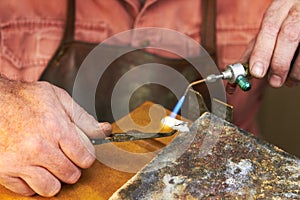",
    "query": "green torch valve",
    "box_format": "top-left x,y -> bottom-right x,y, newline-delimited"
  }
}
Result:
236,75 -> 251,91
